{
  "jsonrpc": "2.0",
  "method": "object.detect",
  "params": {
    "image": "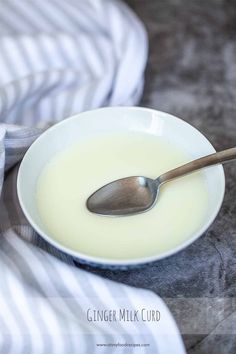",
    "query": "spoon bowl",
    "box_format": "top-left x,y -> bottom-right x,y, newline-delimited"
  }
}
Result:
87,176 -> 158,216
